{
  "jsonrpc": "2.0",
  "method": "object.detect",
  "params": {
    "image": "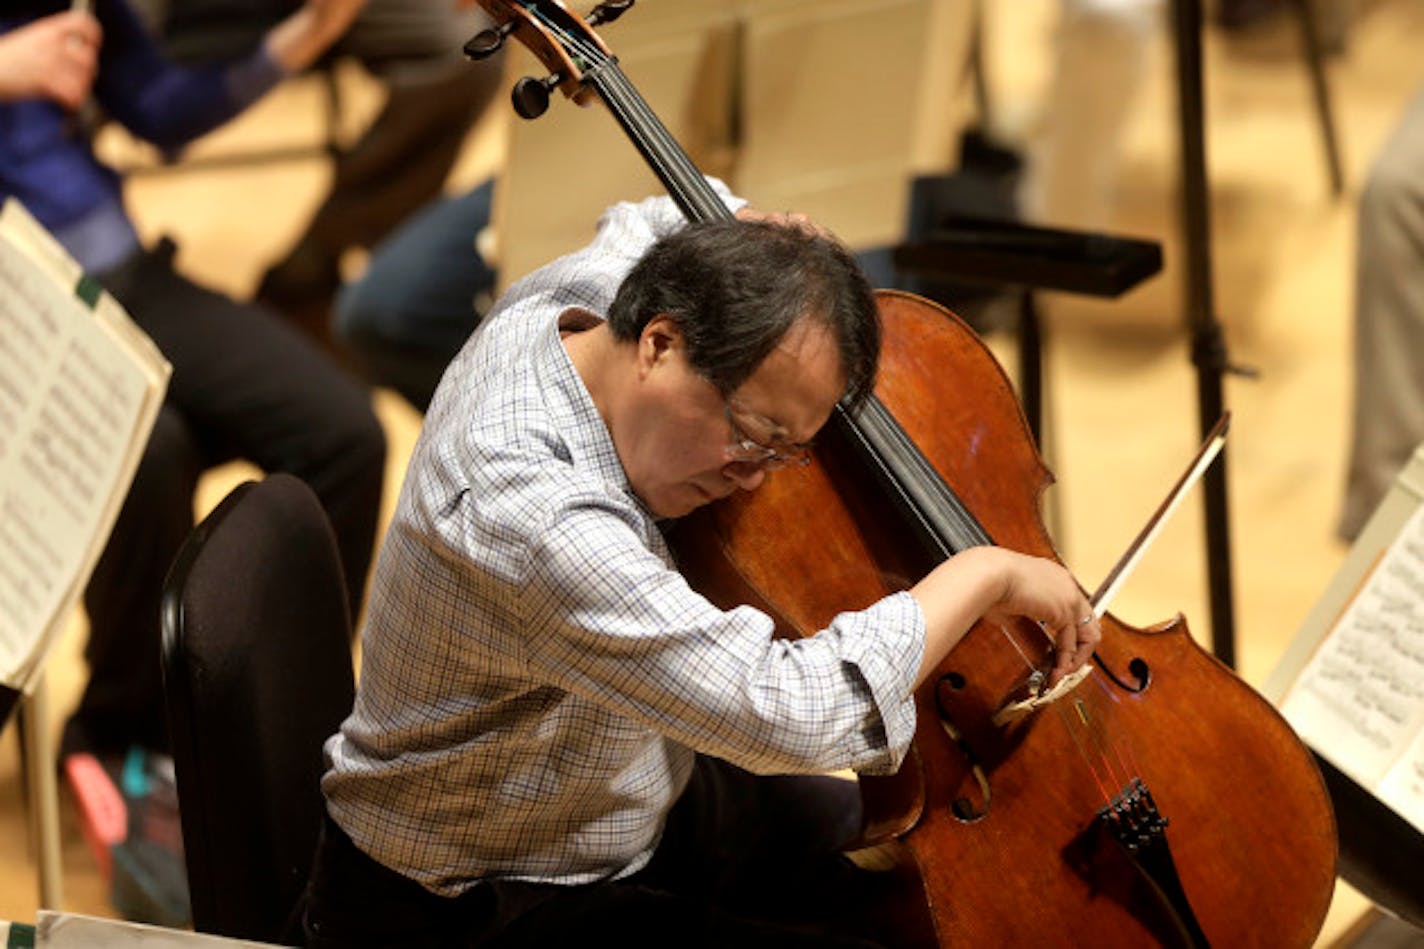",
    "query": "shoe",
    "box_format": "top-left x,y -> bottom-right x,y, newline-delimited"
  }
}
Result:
65,745 -> 191,928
